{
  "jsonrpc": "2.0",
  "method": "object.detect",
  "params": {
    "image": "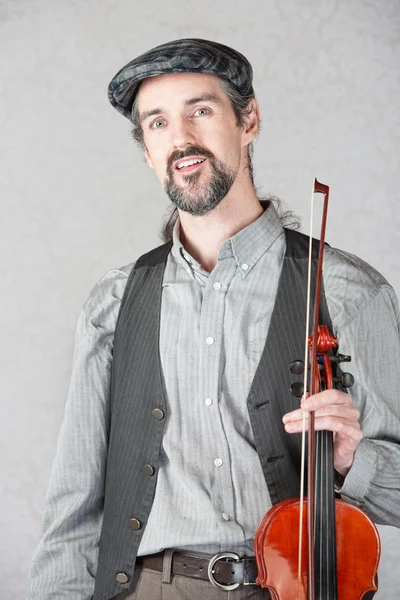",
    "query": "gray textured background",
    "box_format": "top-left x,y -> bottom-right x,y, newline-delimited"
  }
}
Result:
1,0 -> 399,598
